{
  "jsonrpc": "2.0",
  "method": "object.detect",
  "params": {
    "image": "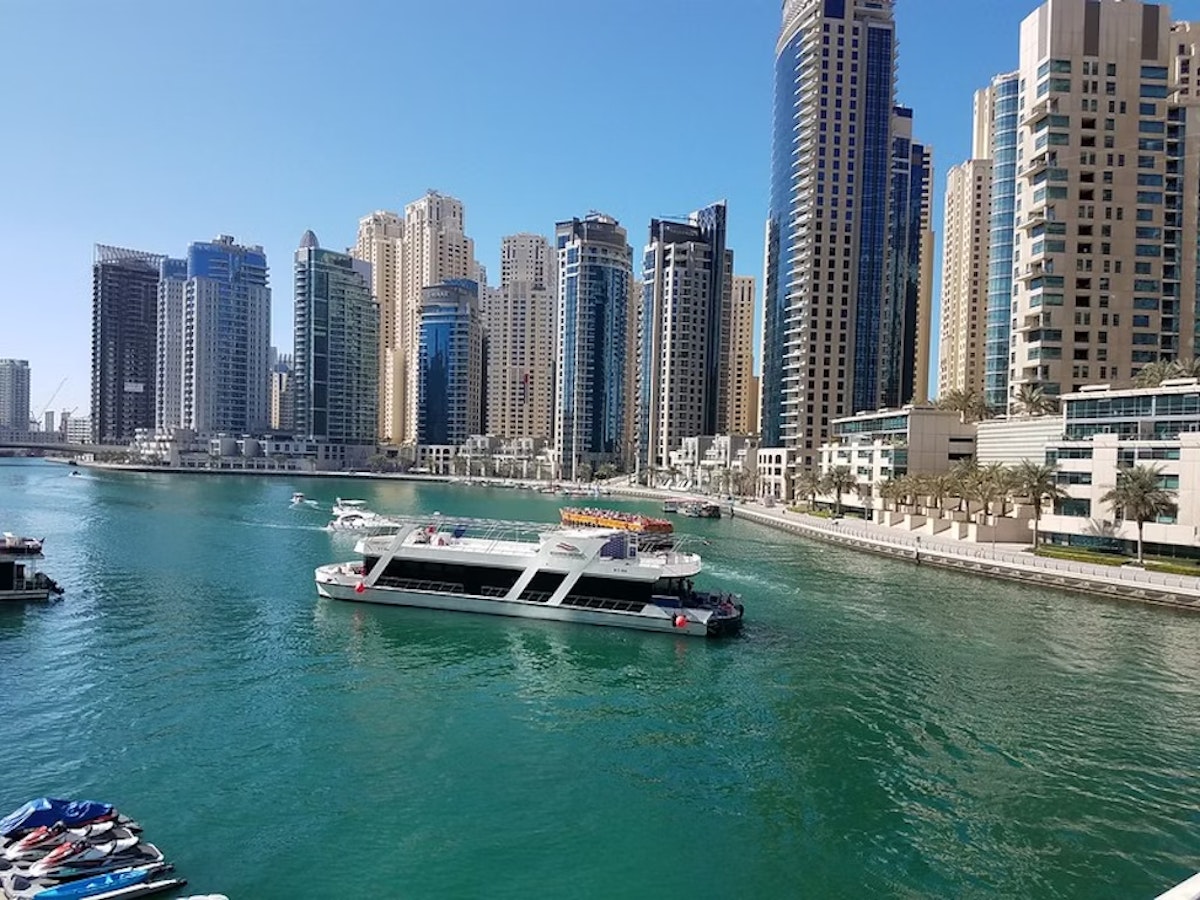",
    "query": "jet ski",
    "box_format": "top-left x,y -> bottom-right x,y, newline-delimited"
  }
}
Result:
6,821 -> 118,859
30,837 -> 141,877
30,864 -> 172,899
